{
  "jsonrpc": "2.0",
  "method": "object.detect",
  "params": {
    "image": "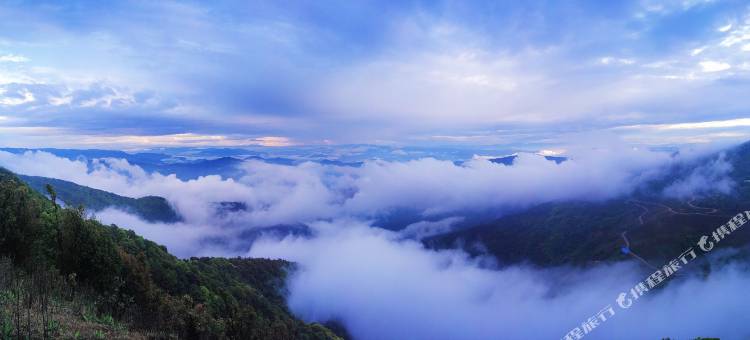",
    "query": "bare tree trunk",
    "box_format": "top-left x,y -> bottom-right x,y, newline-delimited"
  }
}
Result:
13,271 -> 21,340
